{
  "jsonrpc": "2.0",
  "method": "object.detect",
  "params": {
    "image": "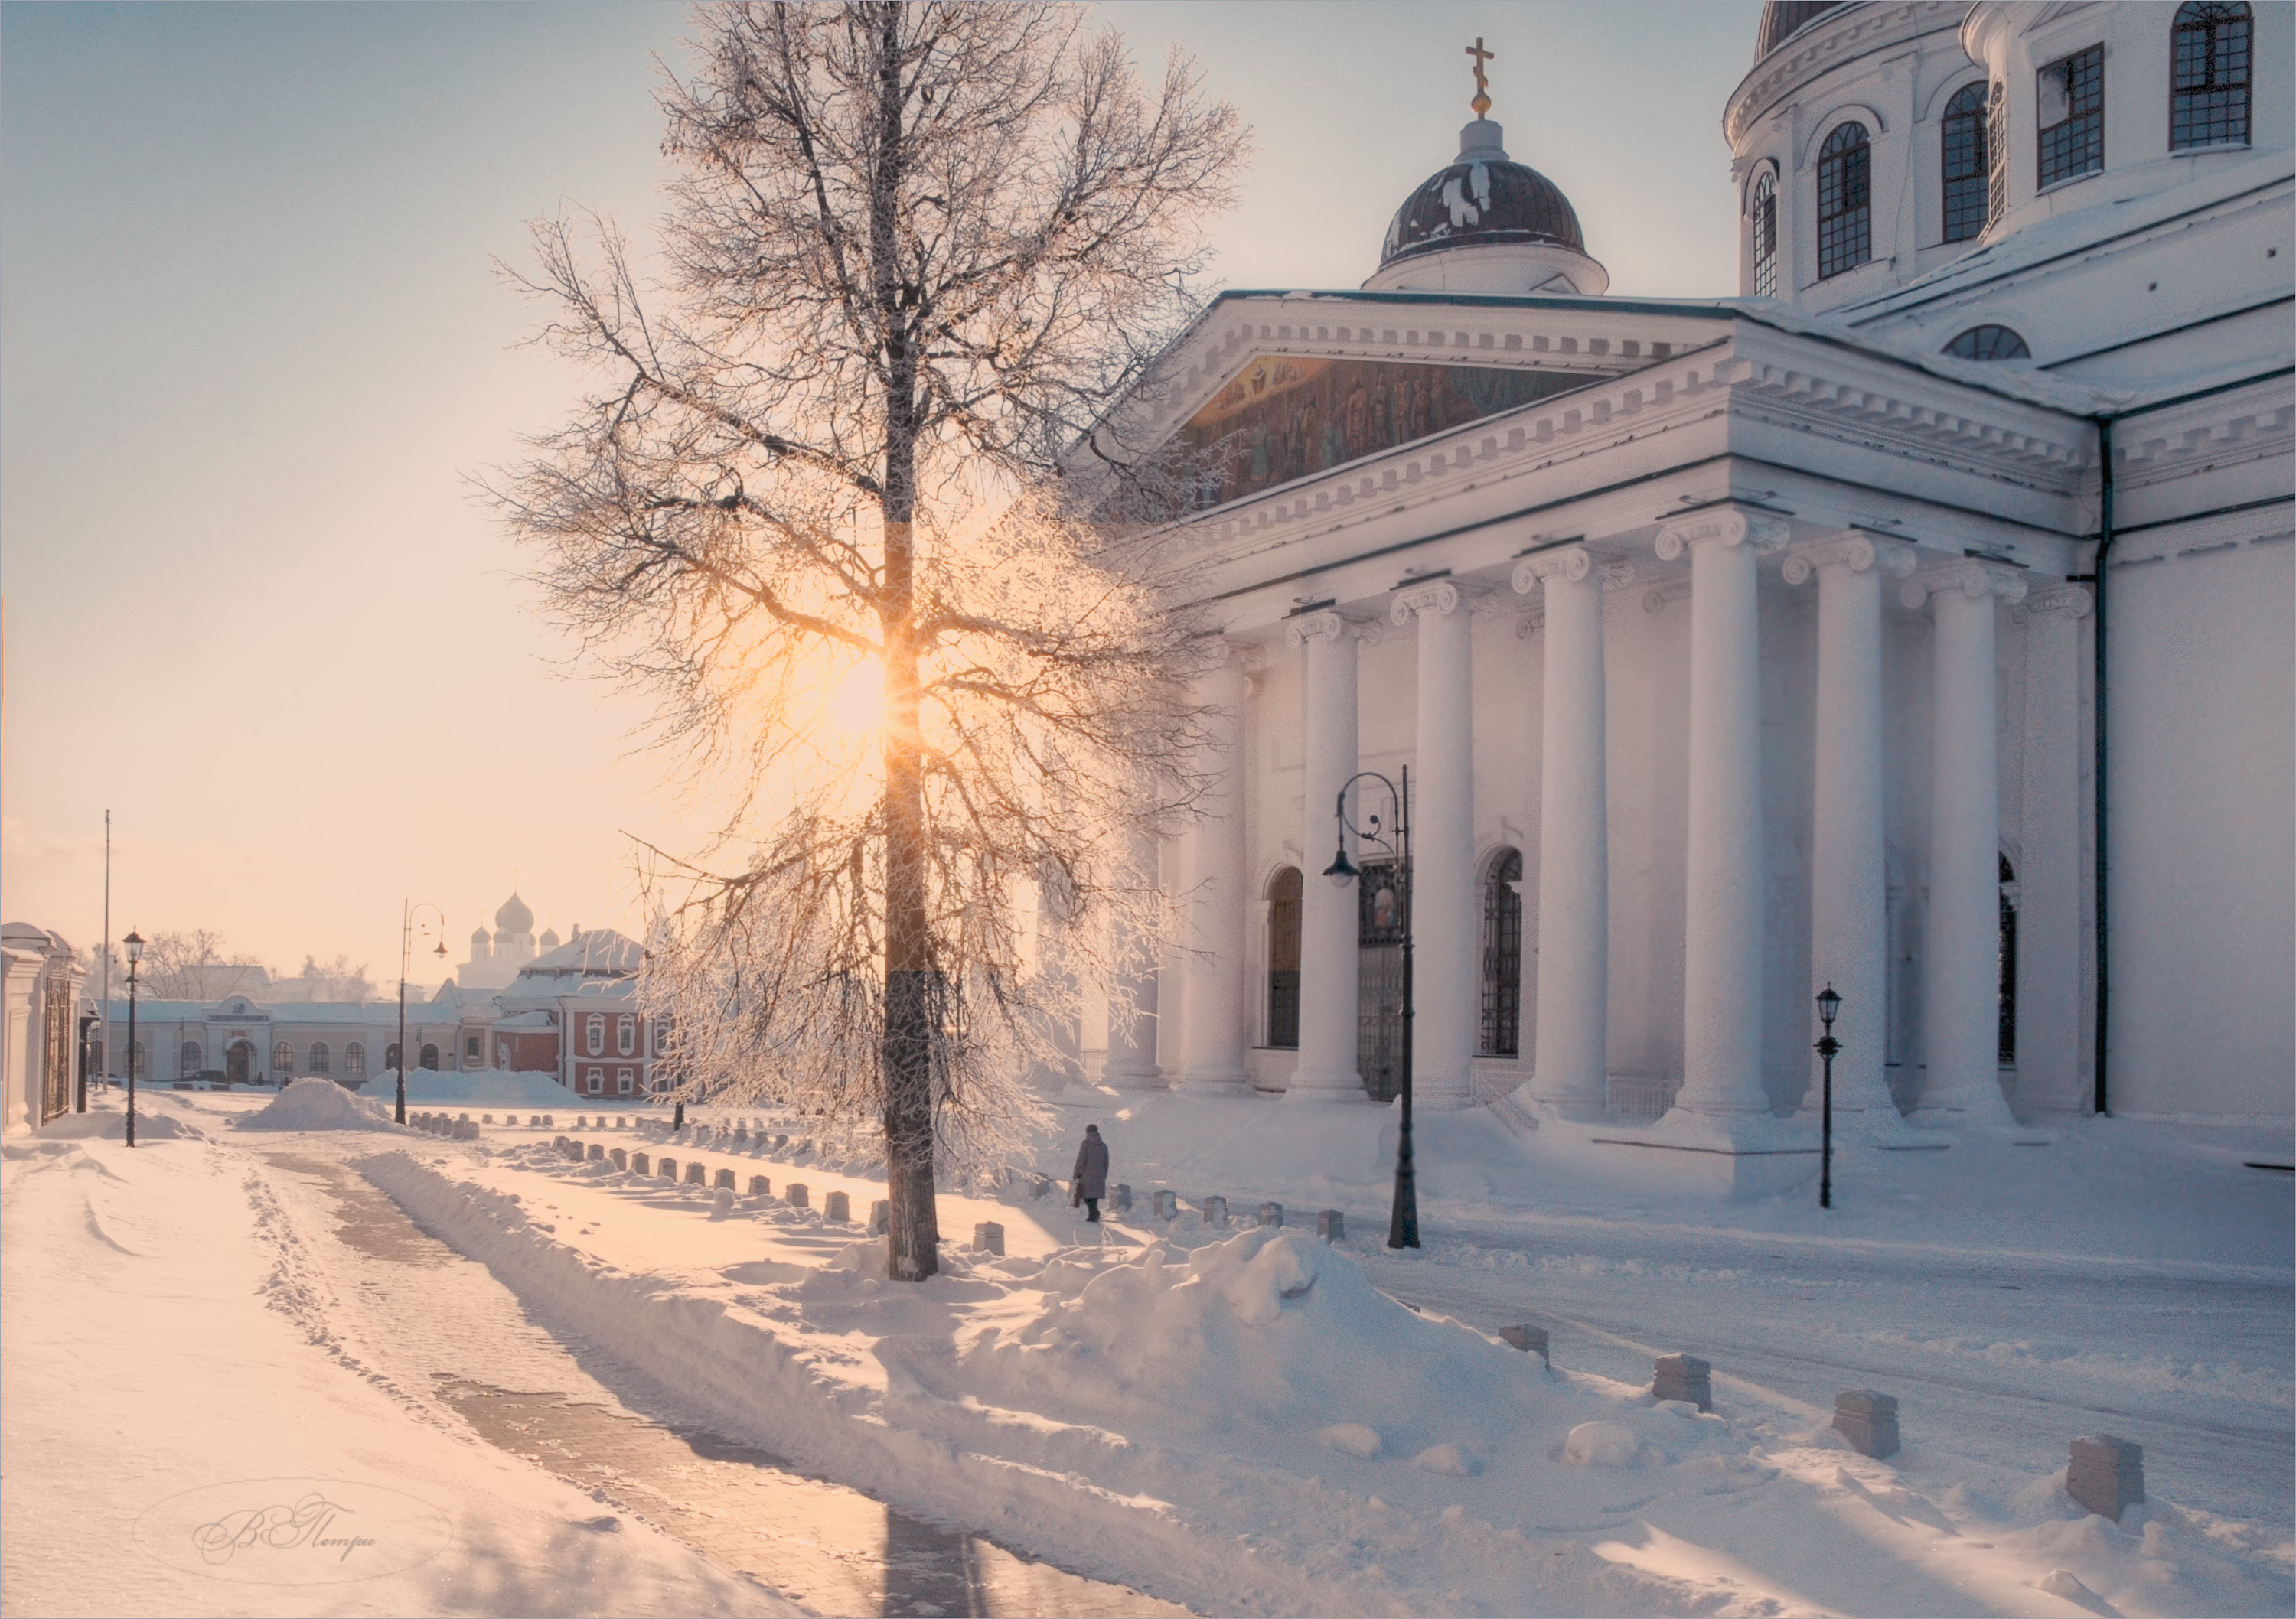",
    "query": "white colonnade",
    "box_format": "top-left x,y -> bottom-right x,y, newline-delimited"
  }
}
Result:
1286,611 -> 1368,1101
1394,581 -> 1476,1110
